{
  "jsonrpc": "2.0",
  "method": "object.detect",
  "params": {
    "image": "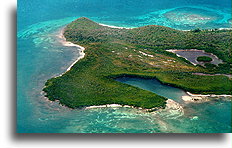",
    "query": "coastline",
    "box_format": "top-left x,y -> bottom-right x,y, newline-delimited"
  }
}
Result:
44,19 -> 231,111
55,28 -> 86,77
186,91 -> 231,97
98,23 -> 132,29
85,99 -> 183,114
42,28 -> 86,108
45,27 -> 166,112
43,26 -> 170,112
52,29 -> 232,107
57,23 -> 229,79
99,23 -> 232,31
182,92 -> 231,102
